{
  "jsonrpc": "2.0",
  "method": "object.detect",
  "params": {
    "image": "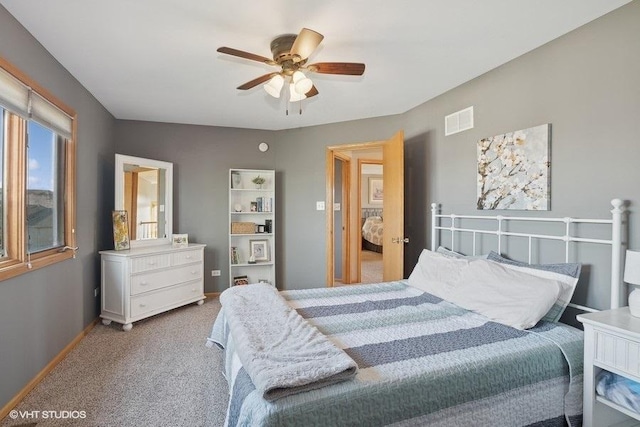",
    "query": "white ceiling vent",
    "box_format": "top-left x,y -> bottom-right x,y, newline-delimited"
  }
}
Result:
445,106 -> 474,136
